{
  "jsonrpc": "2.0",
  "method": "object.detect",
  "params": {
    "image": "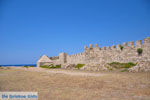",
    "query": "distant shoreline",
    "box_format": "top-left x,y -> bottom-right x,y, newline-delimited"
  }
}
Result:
0,64 -> 36,67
